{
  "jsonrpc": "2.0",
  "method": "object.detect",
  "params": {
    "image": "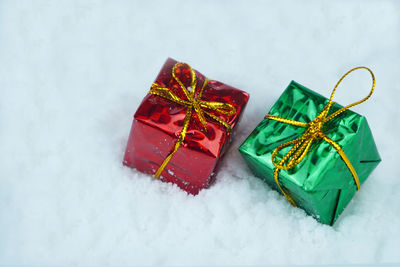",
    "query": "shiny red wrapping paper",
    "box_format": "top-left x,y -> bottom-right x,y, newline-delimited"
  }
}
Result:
123,58 -> 249,194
